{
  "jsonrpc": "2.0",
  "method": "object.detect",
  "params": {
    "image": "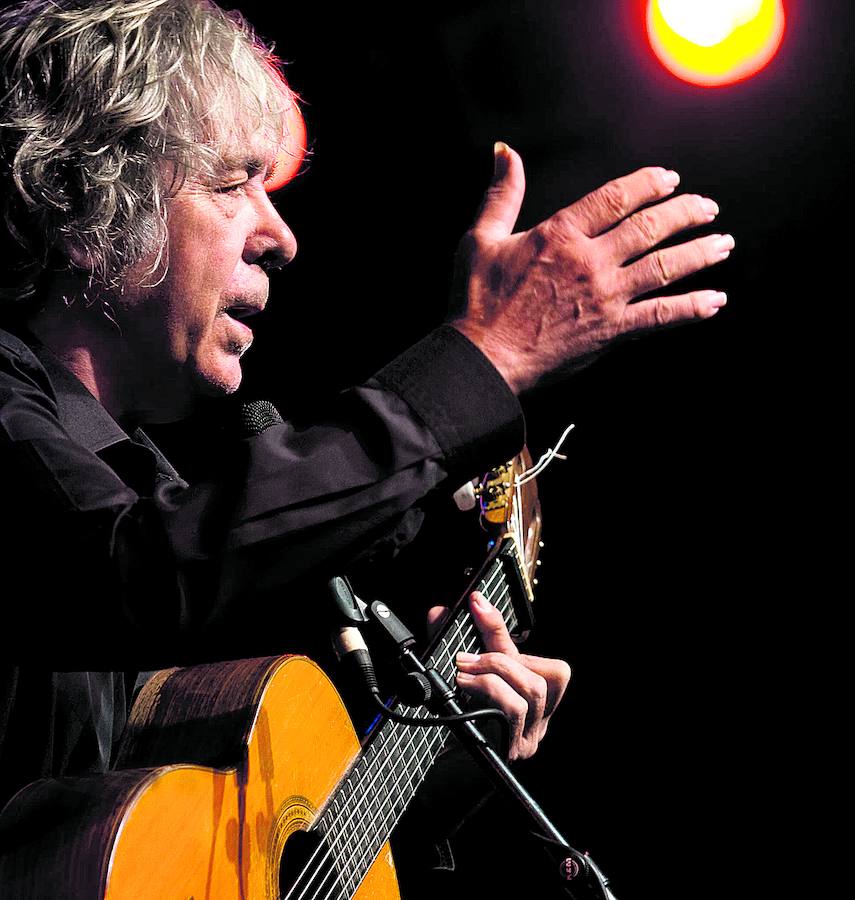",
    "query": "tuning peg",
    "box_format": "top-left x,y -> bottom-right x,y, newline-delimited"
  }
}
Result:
453,480 -> 478,511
